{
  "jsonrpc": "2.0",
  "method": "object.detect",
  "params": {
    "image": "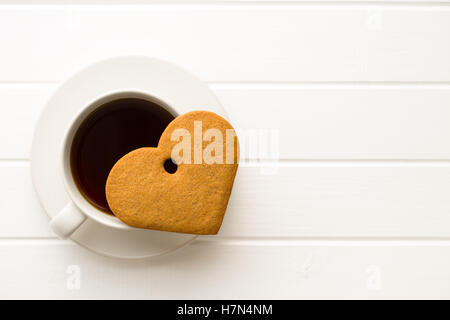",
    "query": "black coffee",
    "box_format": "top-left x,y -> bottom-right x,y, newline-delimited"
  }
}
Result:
70,97 -> 175,214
